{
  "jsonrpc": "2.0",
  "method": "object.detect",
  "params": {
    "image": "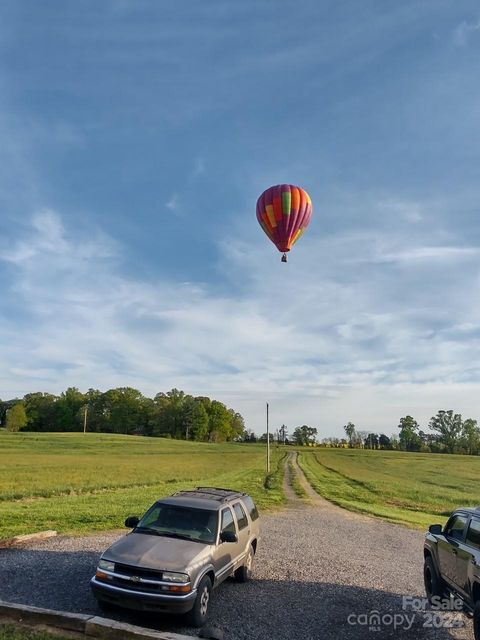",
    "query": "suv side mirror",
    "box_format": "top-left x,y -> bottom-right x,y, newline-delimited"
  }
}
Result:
429,524 -> 443,535
125,516 -> 139,529
220,531 -> 238,543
